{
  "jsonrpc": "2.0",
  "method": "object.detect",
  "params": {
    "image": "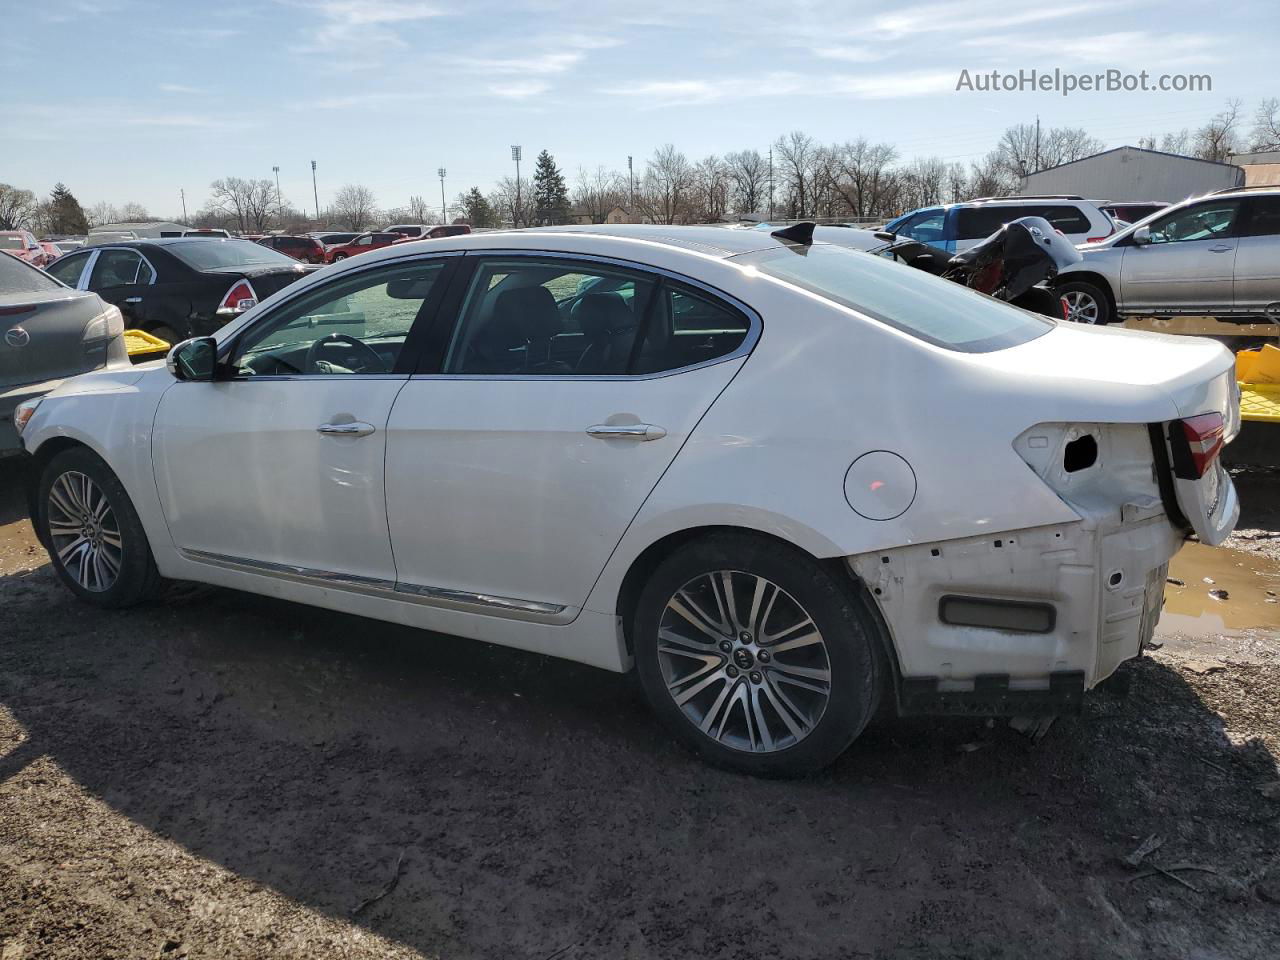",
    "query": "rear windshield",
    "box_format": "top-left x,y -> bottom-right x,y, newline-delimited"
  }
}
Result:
743,243 -> 1052,353
0,237 -> 26,250
167,239 -> 299,270
0,251 -> 62,294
